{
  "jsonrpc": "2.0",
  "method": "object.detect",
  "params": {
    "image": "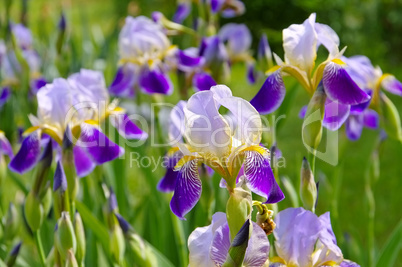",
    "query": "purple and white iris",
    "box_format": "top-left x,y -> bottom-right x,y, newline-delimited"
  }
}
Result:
109,16 -> 175,97
9,69 -> 147,177
169,85 -> 284,219
188,212 -> 270,267
250,13 -> 370,117
271,207 -> 360,267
